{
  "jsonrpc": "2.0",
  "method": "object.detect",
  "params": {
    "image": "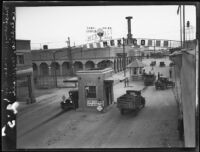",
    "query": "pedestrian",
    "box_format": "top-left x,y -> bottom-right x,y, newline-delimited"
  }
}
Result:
169,68 -> 172,78
127,78 -> 129,87
158,72 -> 160,79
